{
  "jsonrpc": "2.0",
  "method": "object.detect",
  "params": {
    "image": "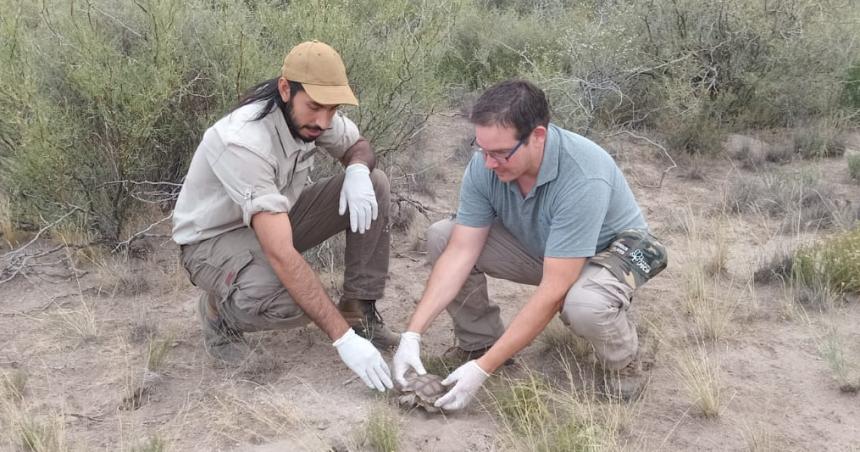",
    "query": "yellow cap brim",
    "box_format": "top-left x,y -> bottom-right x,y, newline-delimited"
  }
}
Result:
302,83 -> 359,106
